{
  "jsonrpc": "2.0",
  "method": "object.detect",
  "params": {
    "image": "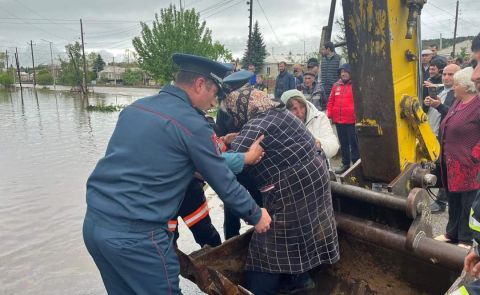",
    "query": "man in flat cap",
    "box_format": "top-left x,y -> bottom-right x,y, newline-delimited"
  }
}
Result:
83,53 -> 271,295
